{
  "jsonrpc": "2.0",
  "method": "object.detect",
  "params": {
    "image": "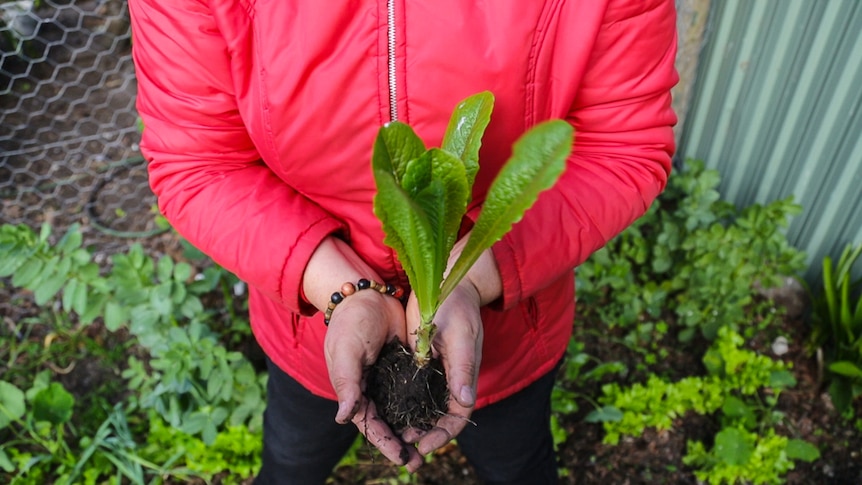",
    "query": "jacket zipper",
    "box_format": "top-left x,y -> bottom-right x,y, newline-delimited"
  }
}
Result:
385,0 -> 410,289
387,0 -> 398,122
